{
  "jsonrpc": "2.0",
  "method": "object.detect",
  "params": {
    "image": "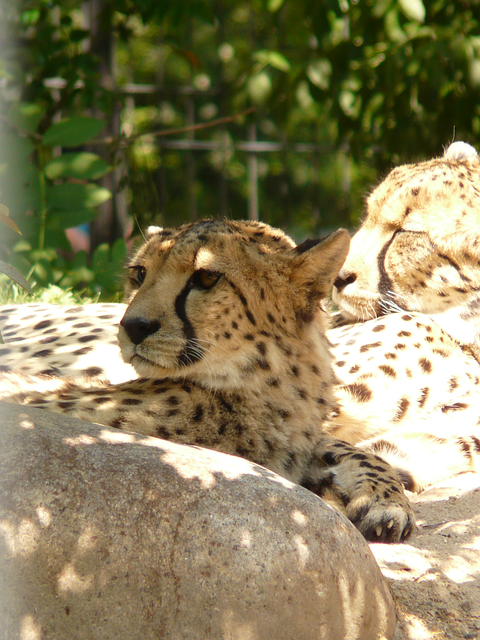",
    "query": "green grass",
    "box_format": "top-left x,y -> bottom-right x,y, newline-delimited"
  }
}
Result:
0,279 -> 103,305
